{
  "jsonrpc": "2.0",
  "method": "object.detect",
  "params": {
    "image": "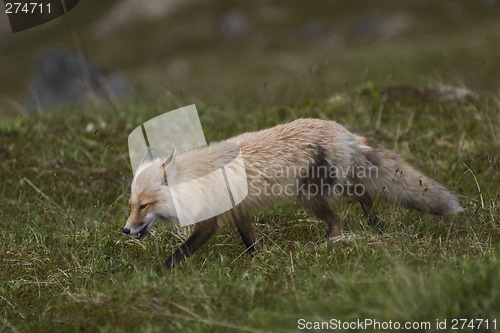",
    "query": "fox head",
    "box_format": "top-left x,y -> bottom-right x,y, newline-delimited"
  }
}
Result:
122,148 -> 177,239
